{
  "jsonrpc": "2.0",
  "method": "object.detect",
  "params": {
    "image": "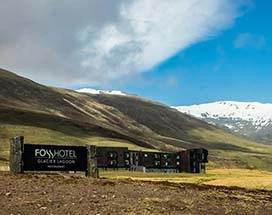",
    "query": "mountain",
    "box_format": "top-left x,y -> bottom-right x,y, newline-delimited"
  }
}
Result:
1,69 -> 272,171
174,101 -> 272,145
